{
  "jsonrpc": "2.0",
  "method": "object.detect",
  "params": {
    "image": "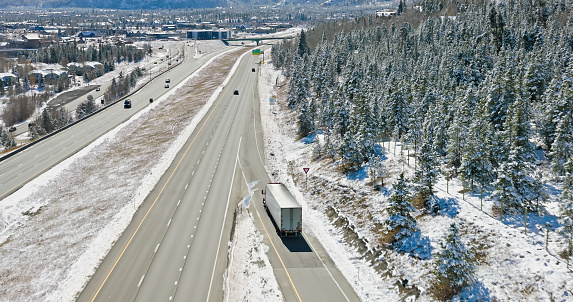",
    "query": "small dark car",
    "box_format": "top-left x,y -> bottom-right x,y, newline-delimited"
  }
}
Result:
233,90 -> 239,95
252,68 -> 255,72
150,98 -> 154,103
165,84 -> 169,88
124,99 -> 131,109
165,79 -> 170,83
